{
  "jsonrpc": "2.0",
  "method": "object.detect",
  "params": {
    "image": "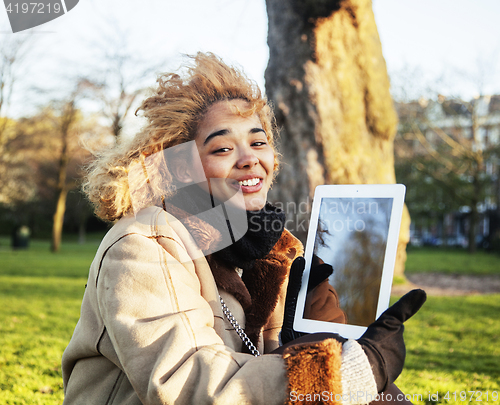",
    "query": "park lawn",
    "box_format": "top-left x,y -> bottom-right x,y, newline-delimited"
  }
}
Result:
0,237 -> 101,278
394,294 -> 500,405
0,238 -> 92,404
405,247 -> 500,275
0,239 -> 499,404
0,276 -> 85,404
